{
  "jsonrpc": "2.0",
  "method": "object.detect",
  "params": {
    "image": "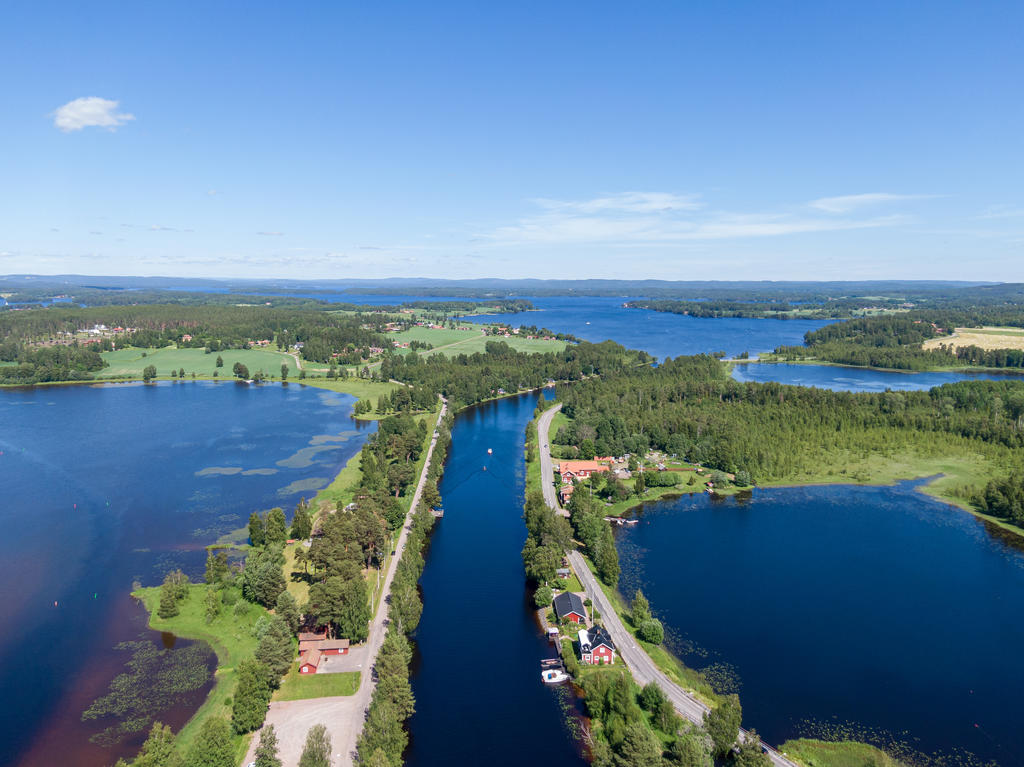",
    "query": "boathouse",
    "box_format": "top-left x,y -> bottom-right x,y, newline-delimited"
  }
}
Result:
553,591 -> 587,624
579,625 -> 616,665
